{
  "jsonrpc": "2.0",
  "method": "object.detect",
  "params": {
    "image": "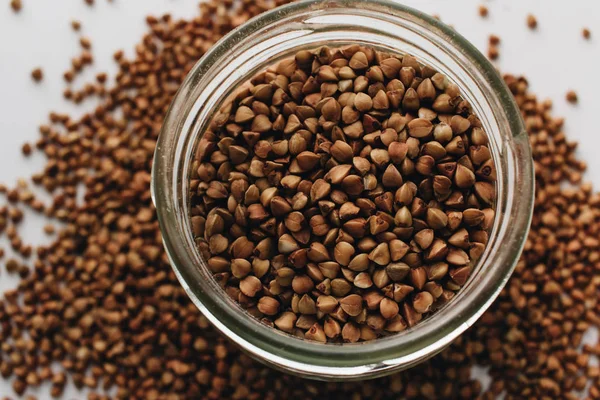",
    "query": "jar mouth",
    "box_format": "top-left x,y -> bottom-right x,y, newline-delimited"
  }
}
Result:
152,0 -> 534,380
